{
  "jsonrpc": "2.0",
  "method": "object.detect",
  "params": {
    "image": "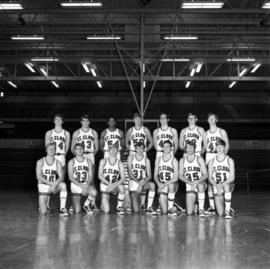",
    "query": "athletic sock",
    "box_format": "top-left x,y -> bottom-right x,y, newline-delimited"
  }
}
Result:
225,192 -> 232,212
60,191 -> 67,209
84,195 -> 94,207
208,189 -> 215,209
147,191 -> 155,208
141,191 -> 146,207
168,192 -> 175,210
198,192 -> 205,211
117,193 -> 125,208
